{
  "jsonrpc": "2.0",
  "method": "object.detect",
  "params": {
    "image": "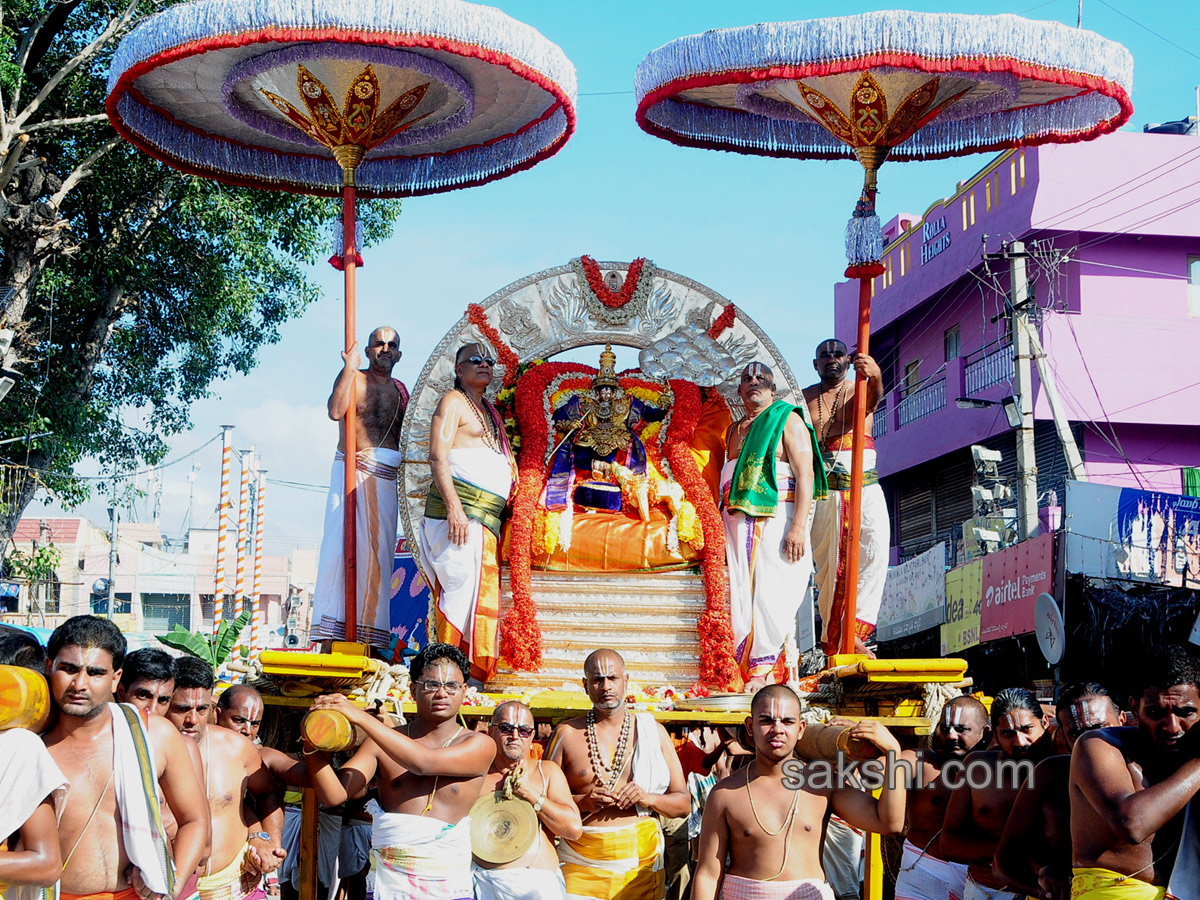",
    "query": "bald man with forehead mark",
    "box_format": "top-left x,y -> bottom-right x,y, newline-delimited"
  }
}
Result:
548,649 -> 688,899
895,696 -> 990,900
312,325 -> 410,650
